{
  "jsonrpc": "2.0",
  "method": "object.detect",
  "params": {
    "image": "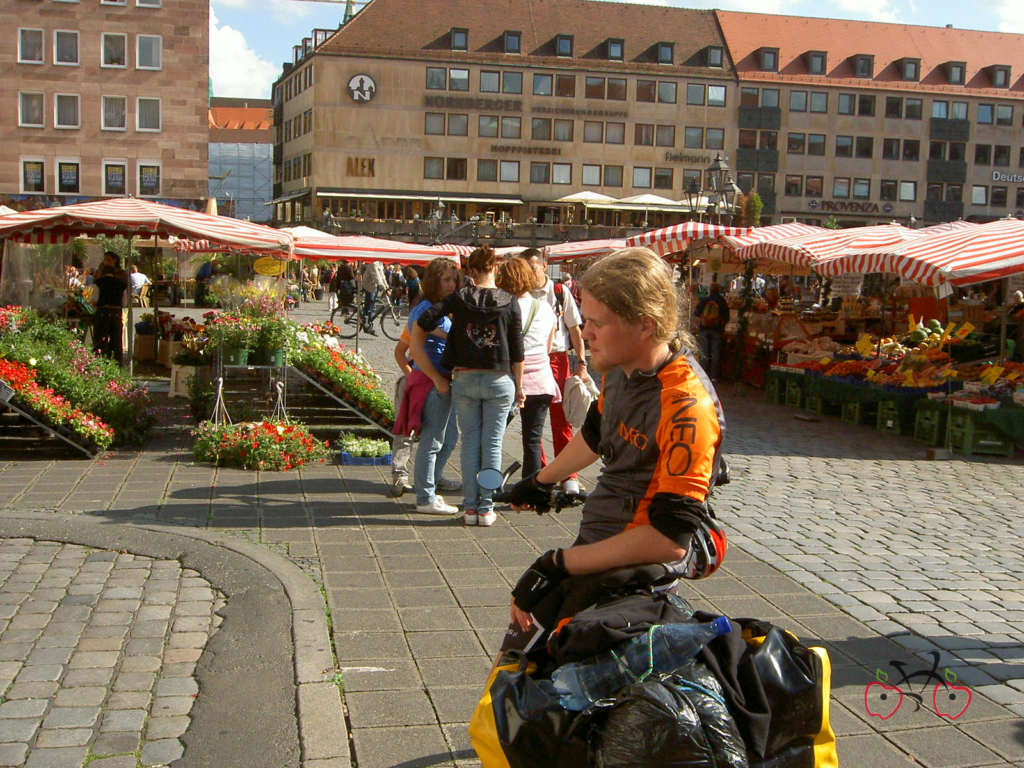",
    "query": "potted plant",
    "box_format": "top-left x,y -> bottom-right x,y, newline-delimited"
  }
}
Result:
191,420 -> 330,471
205,314 -> 257,365
257,318 -> 291,367
337,431 -> 391,465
